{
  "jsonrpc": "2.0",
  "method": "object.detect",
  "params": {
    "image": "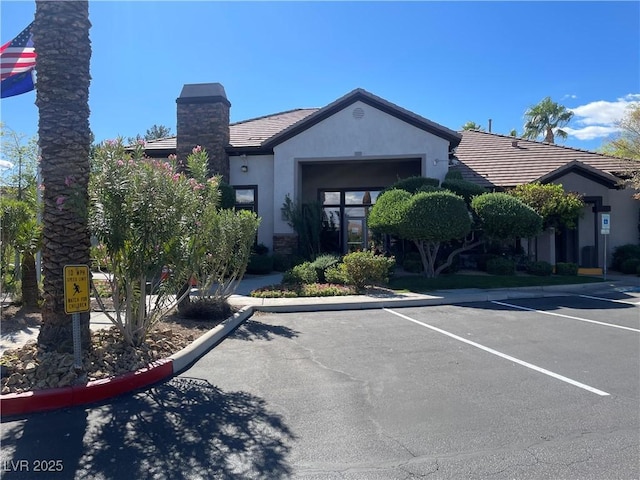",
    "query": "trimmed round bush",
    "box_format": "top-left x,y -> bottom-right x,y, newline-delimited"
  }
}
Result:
472,193 -> 543,239
620,258 -> 640,274
555,262 -> 578,276
387,176 -> 440,194
441,179 -> 487,203
526,260 -> 553,276
486,257 -> 516,275
282,262 -> 318,285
